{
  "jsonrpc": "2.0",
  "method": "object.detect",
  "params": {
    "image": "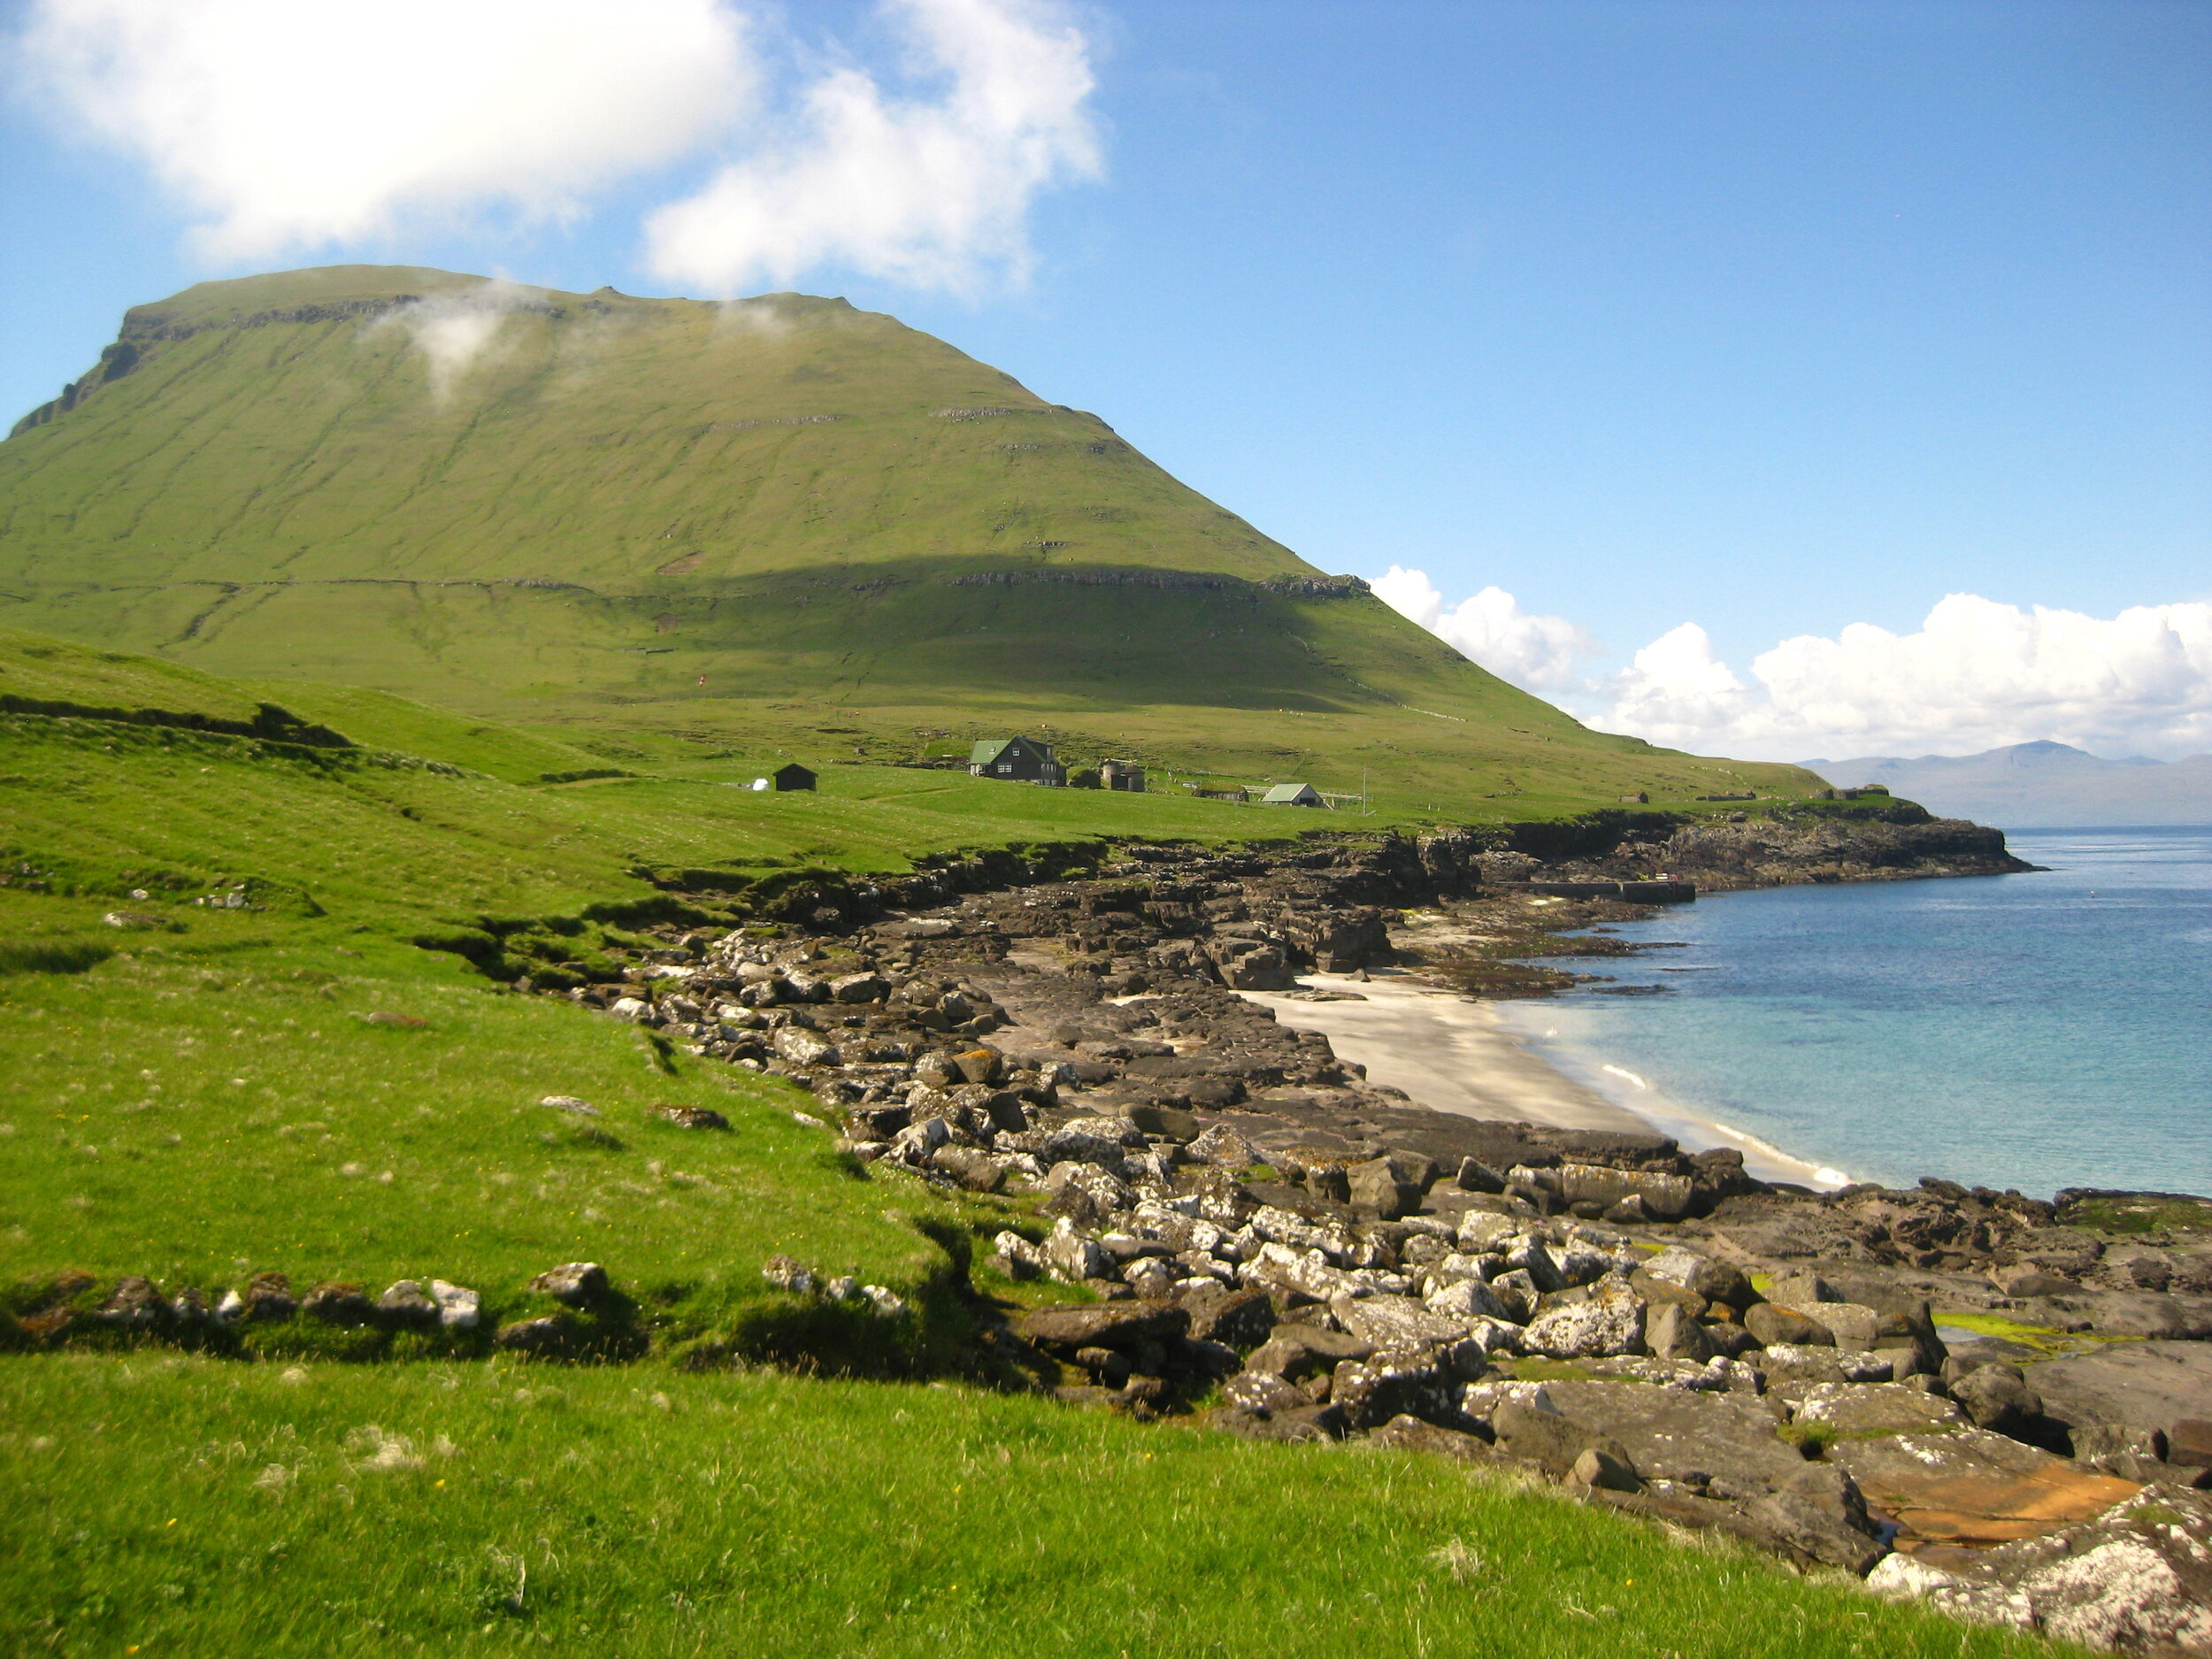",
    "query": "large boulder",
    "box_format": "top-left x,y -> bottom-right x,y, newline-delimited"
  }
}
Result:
1644,1301 -> 1720,1363
1247,1325 -> 1373,1381
1488,1397 -> 1636,1481
1542,1380 -> 1808,1500
1522,1282 -> 1645,1359
2030,1340 -> 2212,1464
1332,1346 -> 1458,1430
1868,1484 -> 2212,1652
1745,1302 -> 1835,1348
1540,1162 -> 1695,1223
1792,1382 -> 1966,1438
1348,1156 -> 1426,1220
1744,1464 -> 1887,1576
1014,1300 -> 1189,1356
1333,1293 -> 1473,1351
1634,1245 -> 1755,1312
1951,1363 -> 2047,1440
1831,1426 -> 2143,1549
